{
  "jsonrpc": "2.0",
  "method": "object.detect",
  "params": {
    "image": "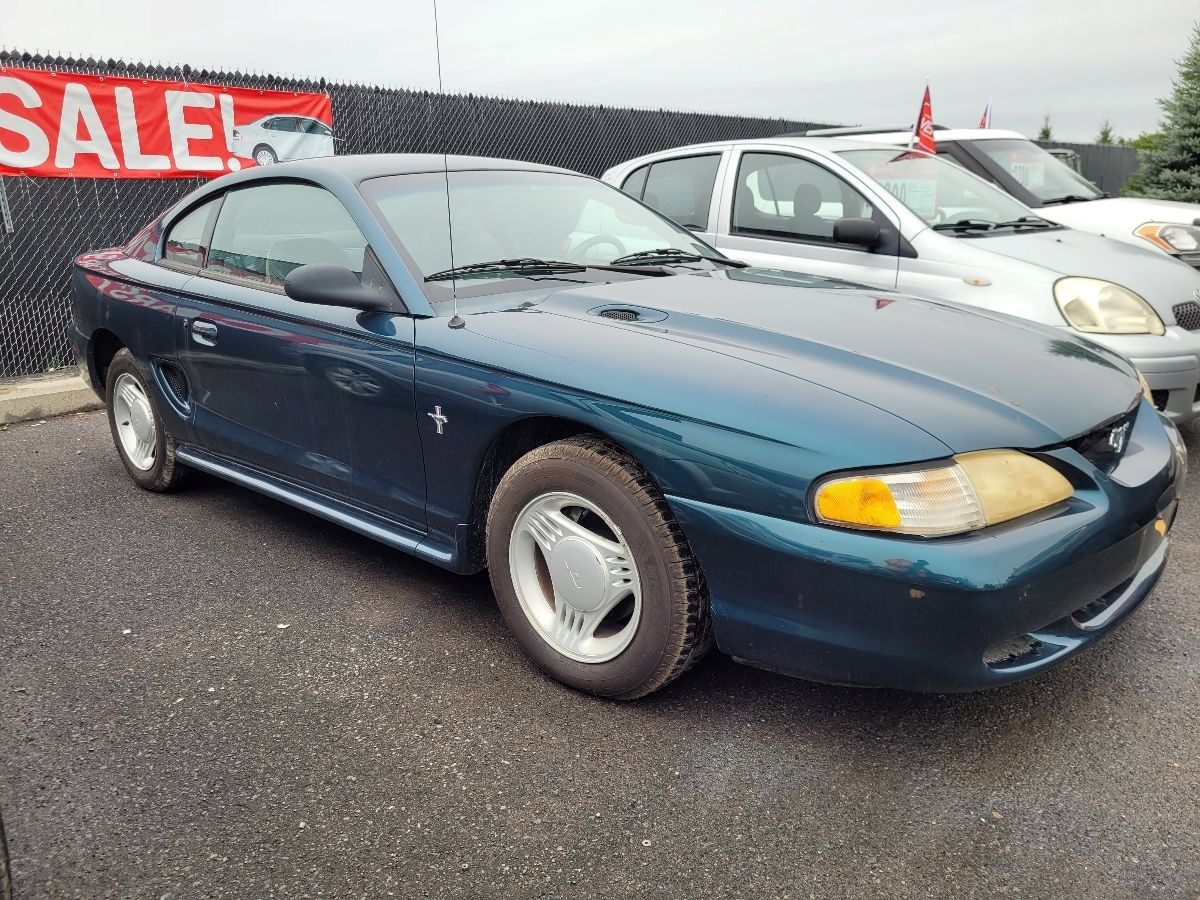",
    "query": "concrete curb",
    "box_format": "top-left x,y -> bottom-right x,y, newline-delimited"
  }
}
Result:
0,368 -> 103,426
